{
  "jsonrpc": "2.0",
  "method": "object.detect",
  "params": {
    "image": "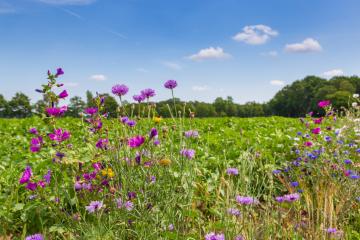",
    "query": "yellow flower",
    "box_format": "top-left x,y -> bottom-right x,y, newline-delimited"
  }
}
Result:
159,159 -> 171,166
153,116 -> 162,123
101,169 -> 107,176
101,168 -> 115,178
